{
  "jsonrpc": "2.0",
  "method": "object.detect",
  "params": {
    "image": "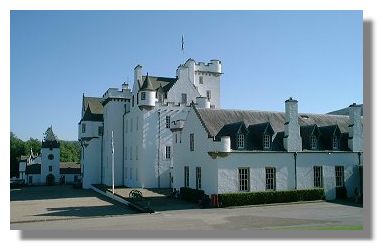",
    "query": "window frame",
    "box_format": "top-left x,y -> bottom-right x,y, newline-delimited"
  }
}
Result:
141,92 -> 146,100
332,135 -> 339,150
166,116 -> 171,128
238,168 -> 250,192
206,90 -> 211,101
335,166 -> 344,187
313,166 -> 323,188
165,146 -> 171,159
184,166 -> 190,188
196,167 -> 202,190
81,123 -> 86,133
237,134 -> 245,149
190,133 -> 194,151
311,135 -> 318,150
265,167 -> 276,191
263,134 -> 271,150
181,93 -> 187,104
